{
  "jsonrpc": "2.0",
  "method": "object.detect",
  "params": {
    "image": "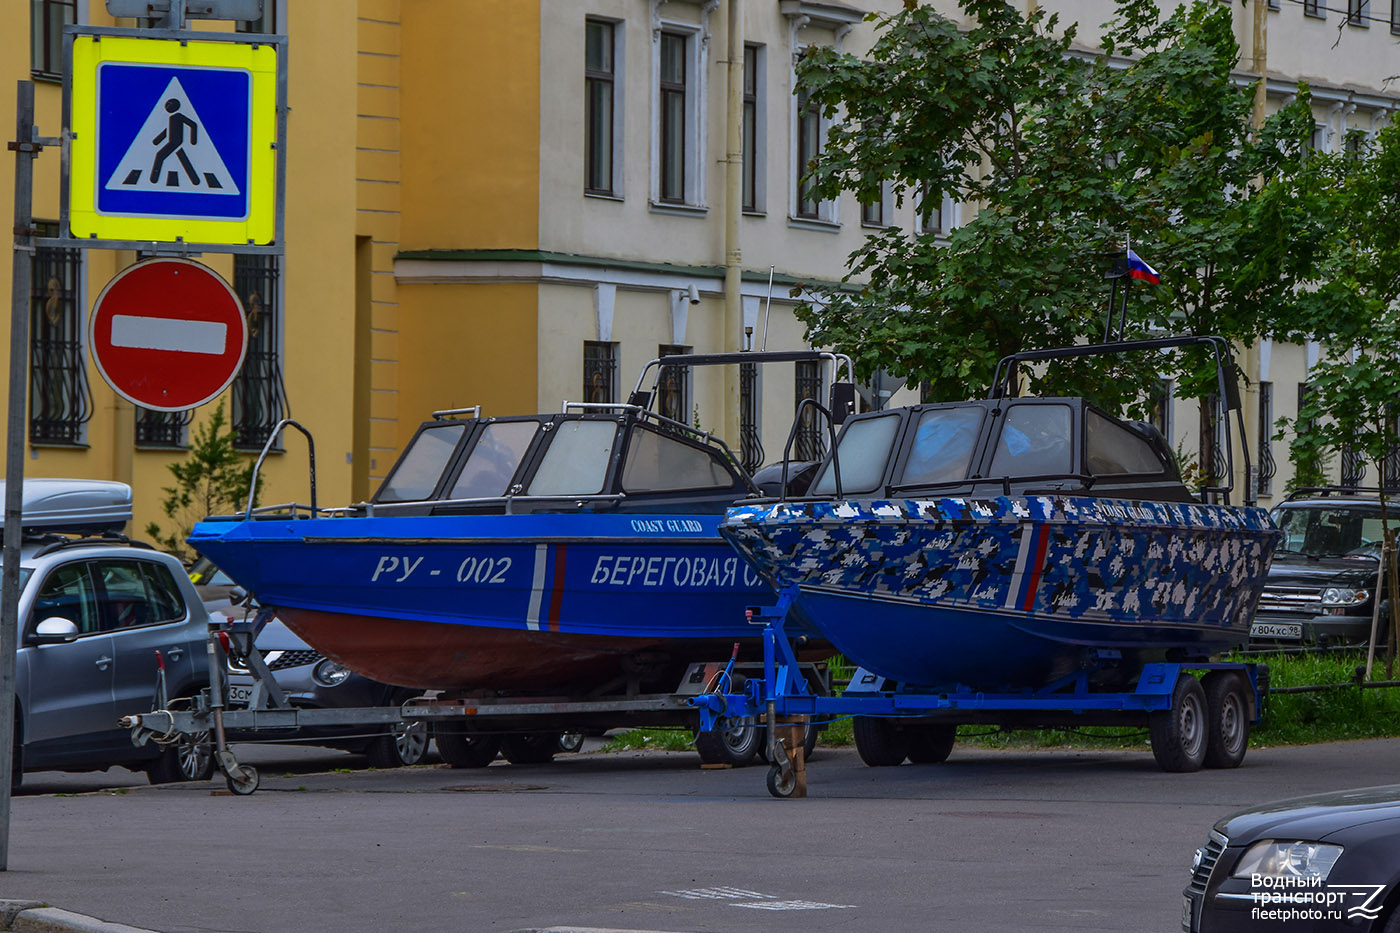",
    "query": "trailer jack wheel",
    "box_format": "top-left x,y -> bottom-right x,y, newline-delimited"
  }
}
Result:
225,763 -> 260,796
766,762 -> 797,798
